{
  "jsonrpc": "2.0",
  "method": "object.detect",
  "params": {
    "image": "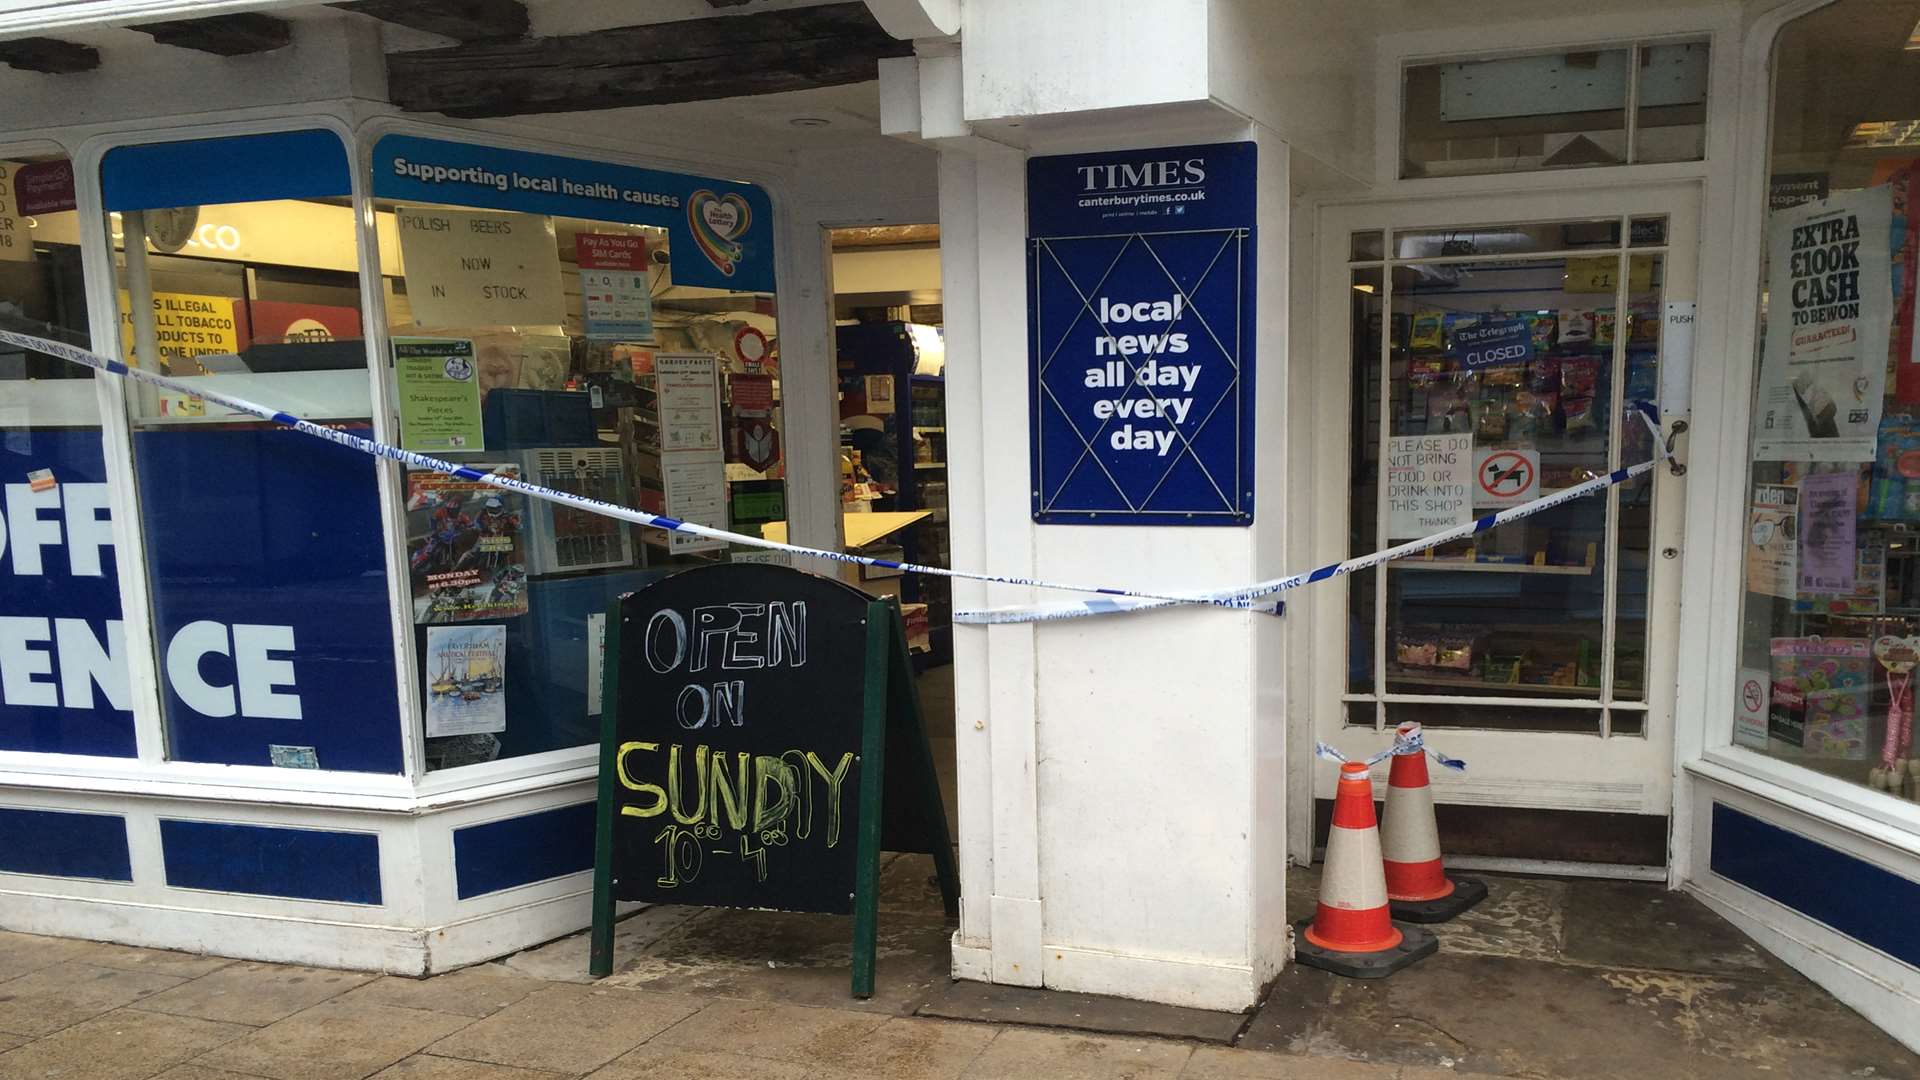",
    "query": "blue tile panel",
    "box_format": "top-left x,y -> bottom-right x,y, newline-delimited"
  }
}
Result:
0,807 -> 132,881
453,802 -> 596,899
1710,802 -> 1920,969
159,819 -> 380,904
